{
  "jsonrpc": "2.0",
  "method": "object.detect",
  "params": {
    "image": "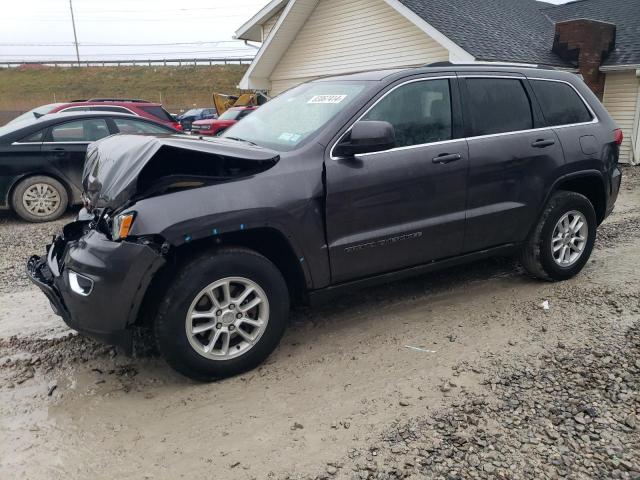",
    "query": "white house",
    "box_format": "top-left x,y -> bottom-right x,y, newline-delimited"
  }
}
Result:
235,0 -> 640,164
